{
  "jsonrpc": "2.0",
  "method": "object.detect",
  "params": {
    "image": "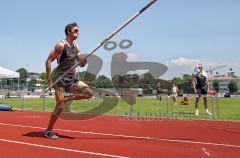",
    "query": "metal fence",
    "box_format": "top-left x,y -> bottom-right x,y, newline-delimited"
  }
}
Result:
0,88 -> 223,121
